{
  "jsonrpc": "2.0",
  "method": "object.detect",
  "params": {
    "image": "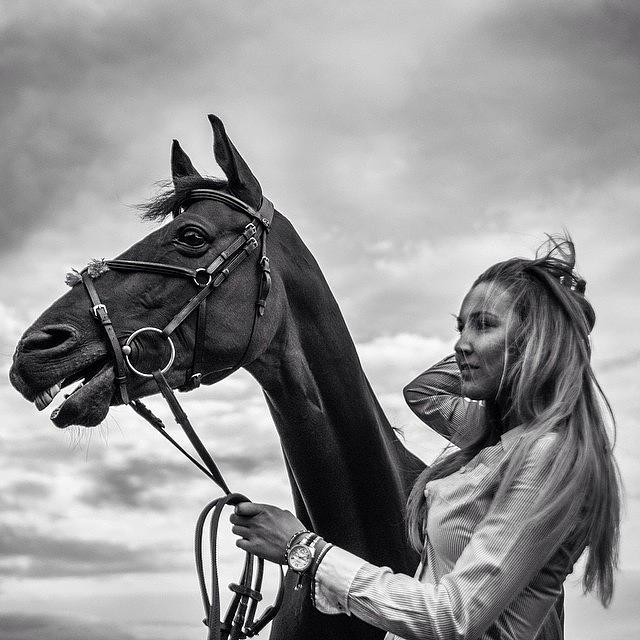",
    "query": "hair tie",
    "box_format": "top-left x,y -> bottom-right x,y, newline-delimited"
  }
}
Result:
559,273 -> 587,294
